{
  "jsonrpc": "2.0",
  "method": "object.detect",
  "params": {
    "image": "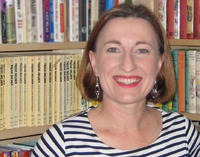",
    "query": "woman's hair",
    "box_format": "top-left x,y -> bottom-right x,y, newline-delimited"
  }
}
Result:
76,3 -> 176,104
